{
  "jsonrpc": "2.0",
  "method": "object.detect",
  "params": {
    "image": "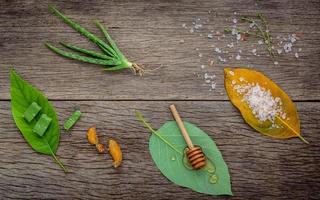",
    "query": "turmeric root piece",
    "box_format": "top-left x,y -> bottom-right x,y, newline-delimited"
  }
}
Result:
108,139 -> 122,168
95,143 -> 105,153
87,127 -> 99,145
